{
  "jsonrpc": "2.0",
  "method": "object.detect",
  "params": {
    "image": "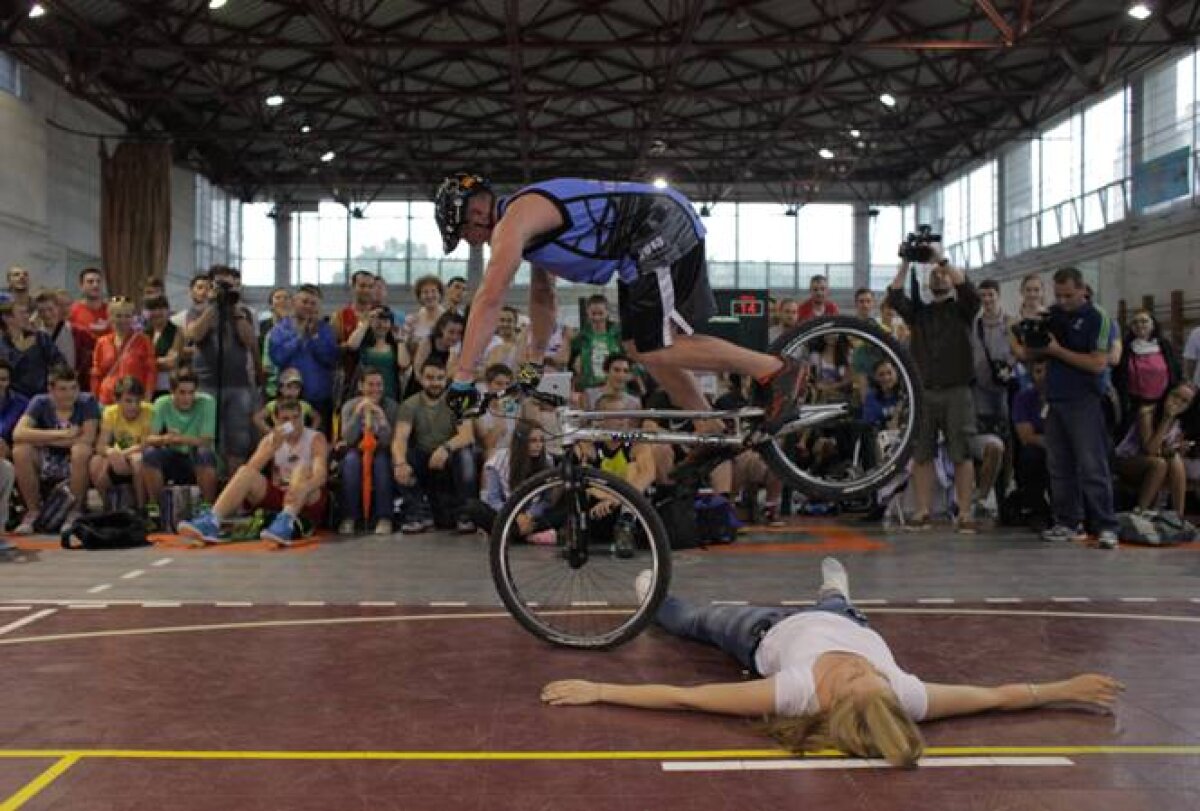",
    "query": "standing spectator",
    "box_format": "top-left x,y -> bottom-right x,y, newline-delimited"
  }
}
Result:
1013,267 -> 1119,549
1011,358 -> 1052,525
258,287 -> 292,400
969,280 -> 1016,515
571,295 -> 622,403
332,270 -> 379,401
768,298 -> 797,344
12,365 -> 99,534
886,245 -> 981,533
0,360 -> 29,459
141,369 -> 219,505
185,266 -> 260,470
338,367 -> 401,536
408,310 -> 465,398
89,376 -> 153,509
1113,383 -> 1194,516
849,289 -> 883,405
143,296 -> 182,400
446,276 -> 469,316
173,273 -> 211,330
481,306 -> 521,377
1114,309 -> 1179,414
0,301 -> 65,398
796,275 -> 840,322
68,268 -> 111,386
1182,321 -> 1200,388
132,277 -> 165,333
267,283 -> 339,433
1016,273 -> 1045,321
372,275 -> 389,309
402,275 -> 446,352
35,289 -> 87,383
391,363 -> 477,534
90,297 -> 155,405
6,266 -> 30,310
346,306 -> 408,402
